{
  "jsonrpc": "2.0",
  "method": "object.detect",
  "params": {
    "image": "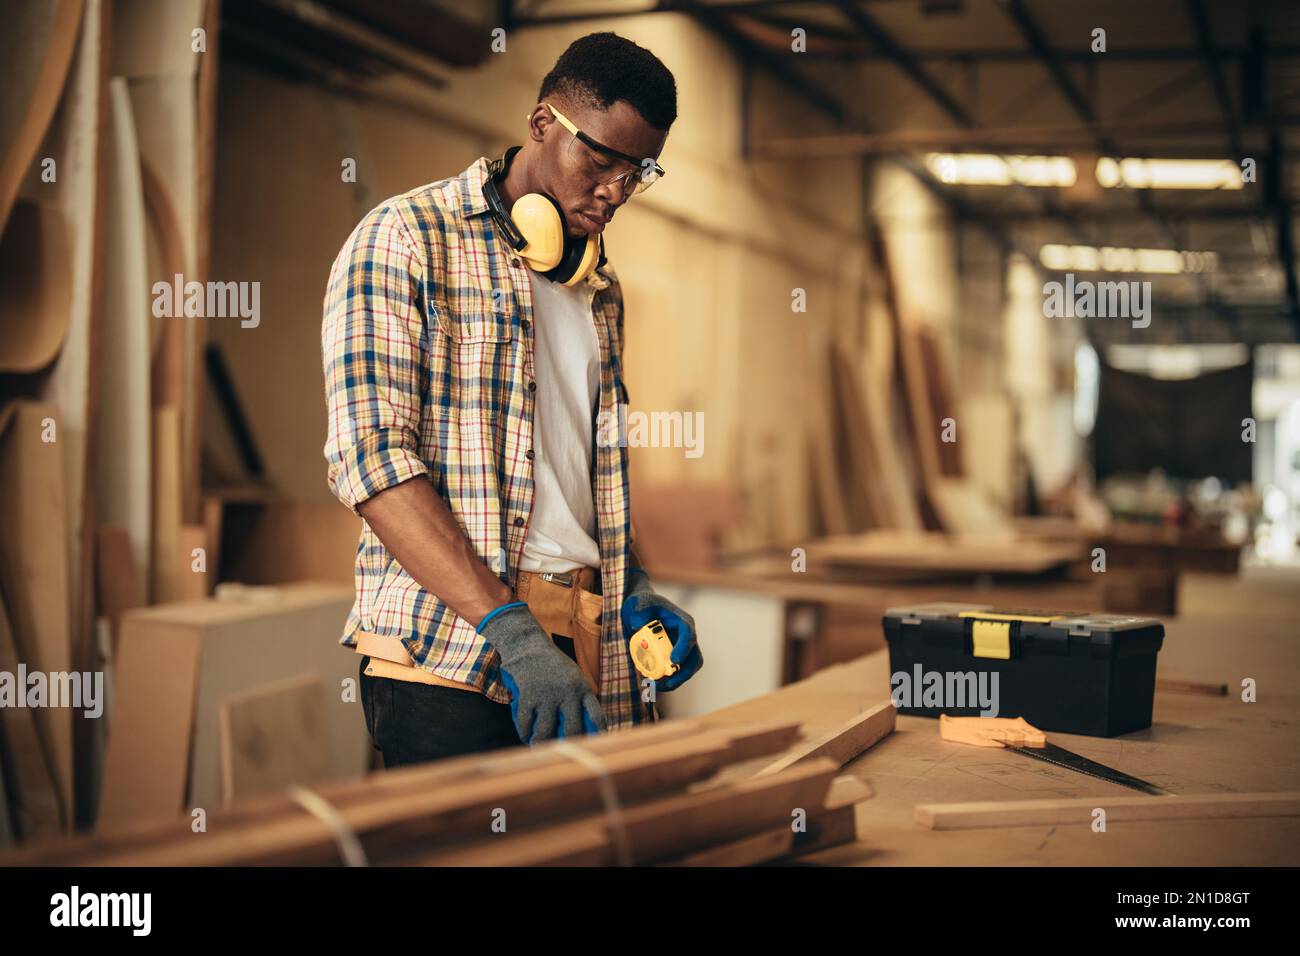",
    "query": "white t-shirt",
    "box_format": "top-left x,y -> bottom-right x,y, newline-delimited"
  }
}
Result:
518,271 -> 602,573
